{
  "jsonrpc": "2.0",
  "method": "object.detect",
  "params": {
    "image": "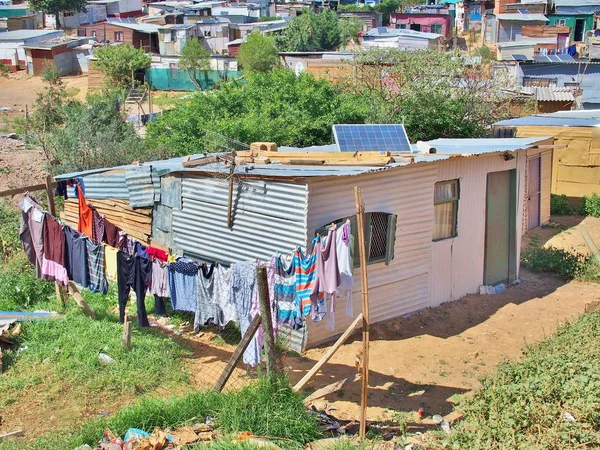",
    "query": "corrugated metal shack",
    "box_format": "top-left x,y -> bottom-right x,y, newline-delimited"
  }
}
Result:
495,110 -> 600,207
55,136 -> 552,349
